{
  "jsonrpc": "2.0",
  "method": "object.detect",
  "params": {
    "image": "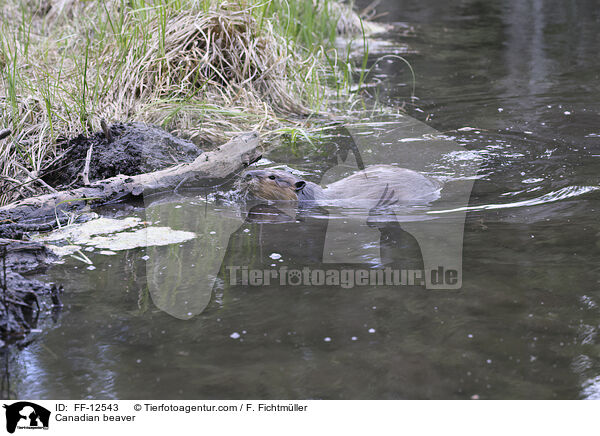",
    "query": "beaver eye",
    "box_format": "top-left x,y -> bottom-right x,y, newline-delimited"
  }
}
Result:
268,175 -> 276,180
